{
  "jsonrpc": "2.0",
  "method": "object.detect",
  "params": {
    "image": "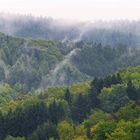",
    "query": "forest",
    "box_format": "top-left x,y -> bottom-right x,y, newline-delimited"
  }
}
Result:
0,32 -> 140,90
0,14 -> 140,48
0,15 -> 140,140
1,64 -> 140,139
